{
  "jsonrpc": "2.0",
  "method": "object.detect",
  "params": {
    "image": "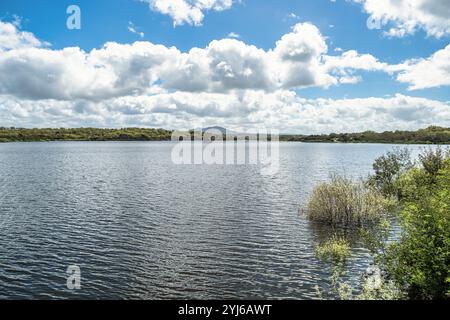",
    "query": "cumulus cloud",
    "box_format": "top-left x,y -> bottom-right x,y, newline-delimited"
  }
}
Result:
354,0 -> 450,37
142,0 -> 235,26
1,92 -> 449,133
1,19 -> 449,100
323,50 -> 391,72
274,23 -> 335,88
0,41 -> 181,100
396,44 -> 450,90
0,20 -> 45,51
0,20 -> 449,131
322,49 -> 403,84
1,21 -> 397,100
